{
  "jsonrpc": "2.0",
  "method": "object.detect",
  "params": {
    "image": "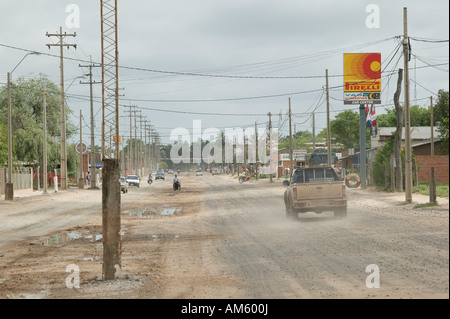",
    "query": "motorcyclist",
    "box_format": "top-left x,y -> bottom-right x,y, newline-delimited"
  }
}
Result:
148,173 -> 153,184
173,174 -> 181,190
